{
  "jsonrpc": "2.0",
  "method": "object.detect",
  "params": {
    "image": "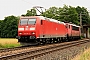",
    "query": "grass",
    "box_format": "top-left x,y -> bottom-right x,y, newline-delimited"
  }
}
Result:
72,48 -> 90,60
0,38 -> 21,49
79,48 -> 90,60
